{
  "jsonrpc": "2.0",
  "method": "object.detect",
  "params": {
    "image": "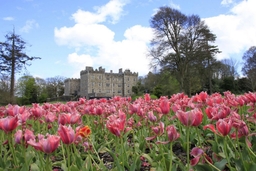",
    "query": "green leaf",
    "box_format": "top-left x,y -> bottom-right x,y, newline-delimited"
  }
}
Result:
214,159 -> 227,170
30,163 -> 40,171
194,164 -> 214,171
70,164 -> 80,171
61,163 -> 68,171
130,155 -> 141,171
141,153 -> 153,164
